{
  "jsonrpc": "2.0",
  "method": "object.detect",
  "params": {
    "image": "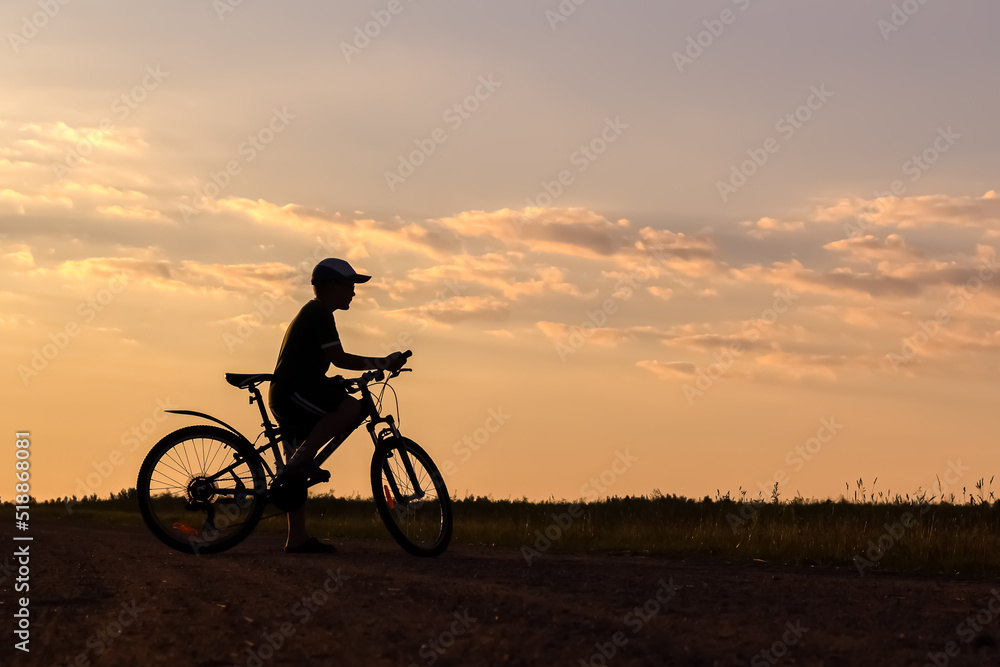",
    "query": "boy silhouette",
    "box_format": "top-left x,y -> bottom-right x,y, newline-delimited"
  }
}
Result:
269,257 -> 406,553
